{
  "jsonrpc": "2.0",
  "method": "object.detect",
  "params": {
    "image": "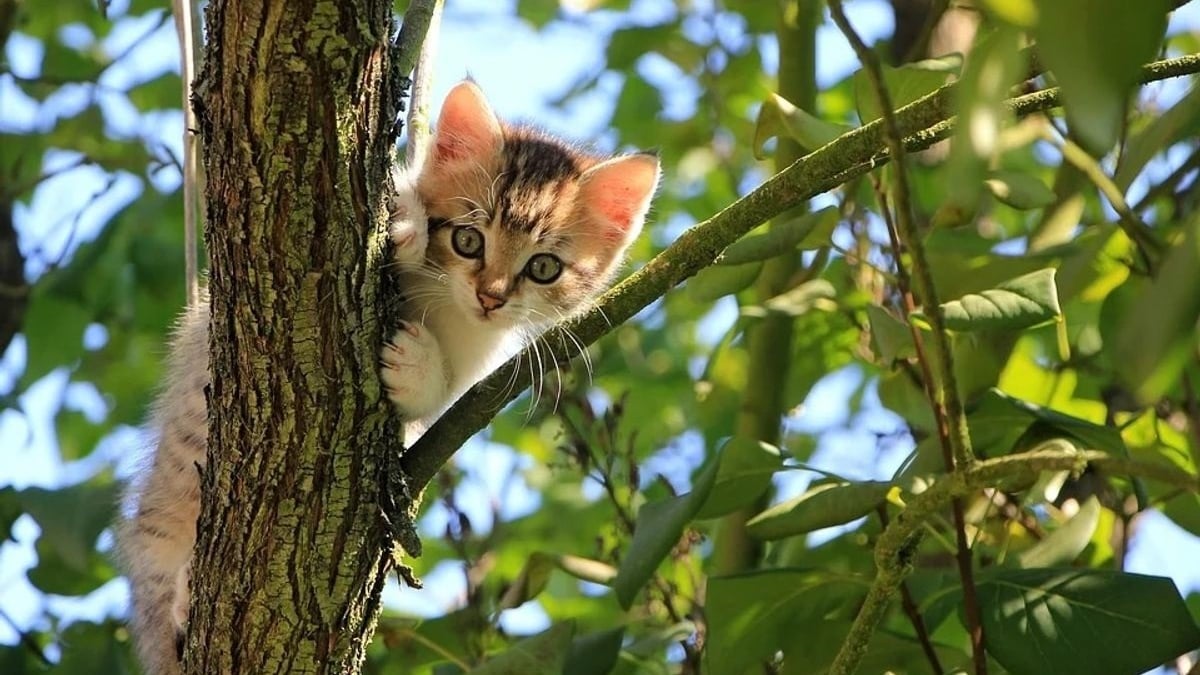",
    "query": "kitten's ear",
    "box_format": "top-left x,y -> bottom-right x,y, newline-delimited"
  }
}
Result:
429,81 -> 503,166
579,153 -> 660,245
